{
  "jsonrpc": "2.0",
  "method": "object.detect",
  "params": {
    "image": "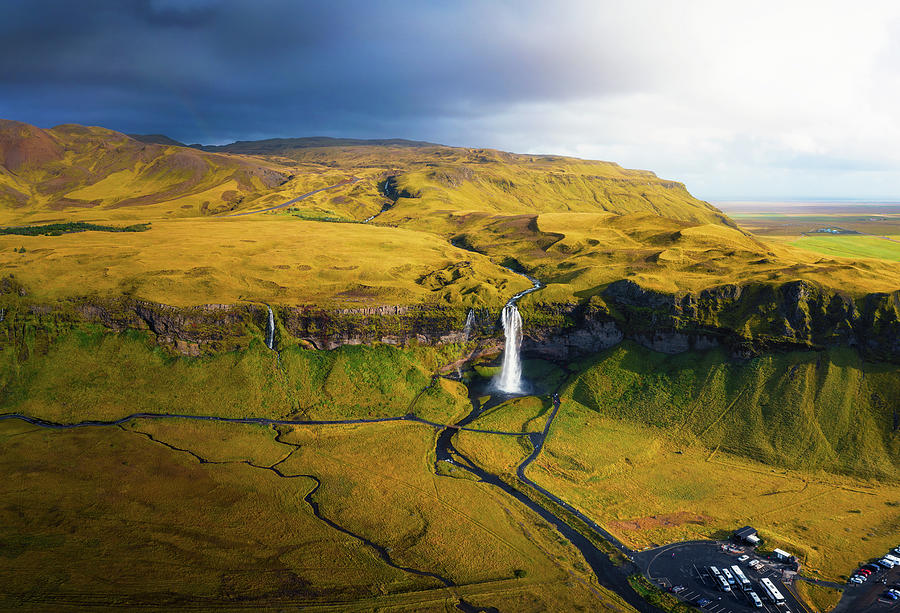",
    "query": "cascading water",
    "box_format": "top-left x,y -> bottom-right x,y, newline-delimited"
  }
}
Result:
492,273 -> 543,394
265,306 -> 275,350
463,309 -> 476,341
495,304 -> 524,393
